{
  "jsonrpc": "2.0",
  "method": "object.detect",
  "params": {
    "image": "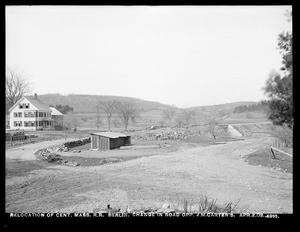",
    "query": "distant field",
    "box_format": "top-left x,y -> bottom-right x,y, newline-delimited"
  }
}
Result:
75,109 -> 269,131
